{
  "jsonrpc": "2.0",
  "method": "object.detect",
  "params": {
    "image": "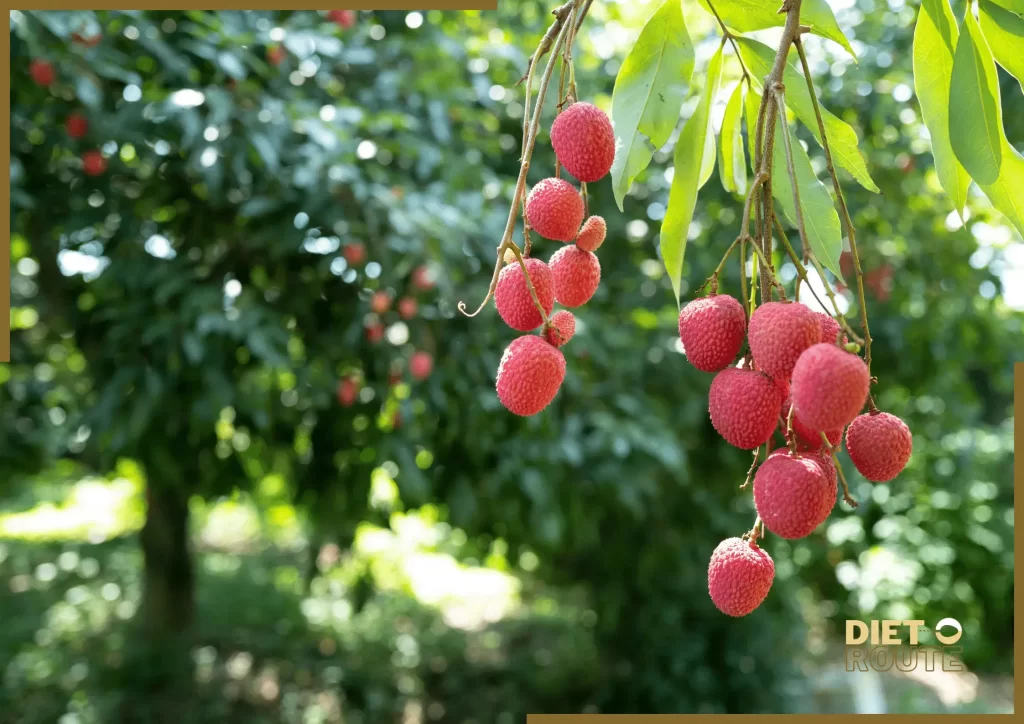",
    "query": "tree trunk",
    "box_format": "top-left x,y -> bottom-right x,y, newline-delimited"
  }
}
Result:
141,483 -> 195,635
